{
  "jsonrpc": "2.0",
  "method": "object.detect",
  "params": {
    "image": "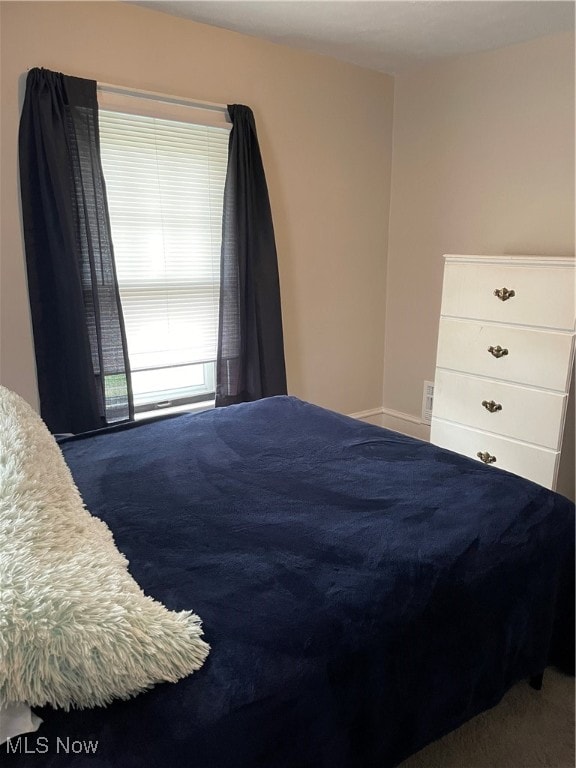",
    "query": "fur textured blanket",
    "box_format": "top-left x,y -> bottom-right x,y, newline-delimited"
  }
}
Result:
0,386 -> 208,711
